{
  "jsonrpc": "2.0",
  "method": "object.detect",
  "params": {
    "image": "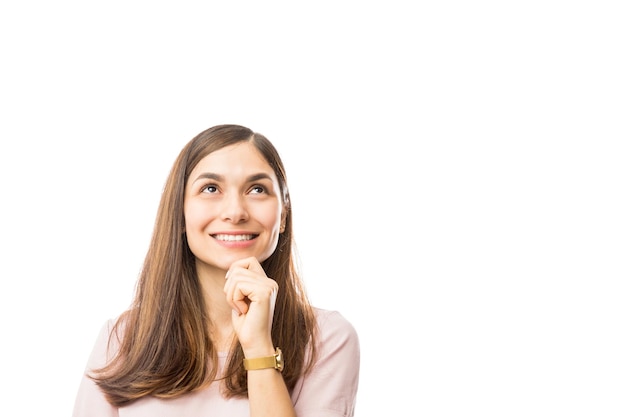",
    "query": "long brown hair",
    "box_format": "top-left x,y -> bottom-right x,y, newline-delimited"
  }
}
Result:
90,124 -> 318,407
